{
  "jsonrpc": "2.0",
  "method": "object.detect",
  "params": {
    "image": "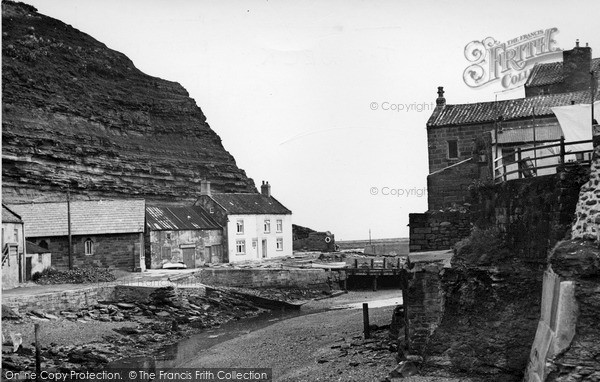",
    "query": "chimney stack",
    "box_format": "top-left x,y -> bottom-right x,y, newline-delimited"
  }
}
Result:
200,180 -> 211,196
261,181 -> 271,197
436,86 -> 446,106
